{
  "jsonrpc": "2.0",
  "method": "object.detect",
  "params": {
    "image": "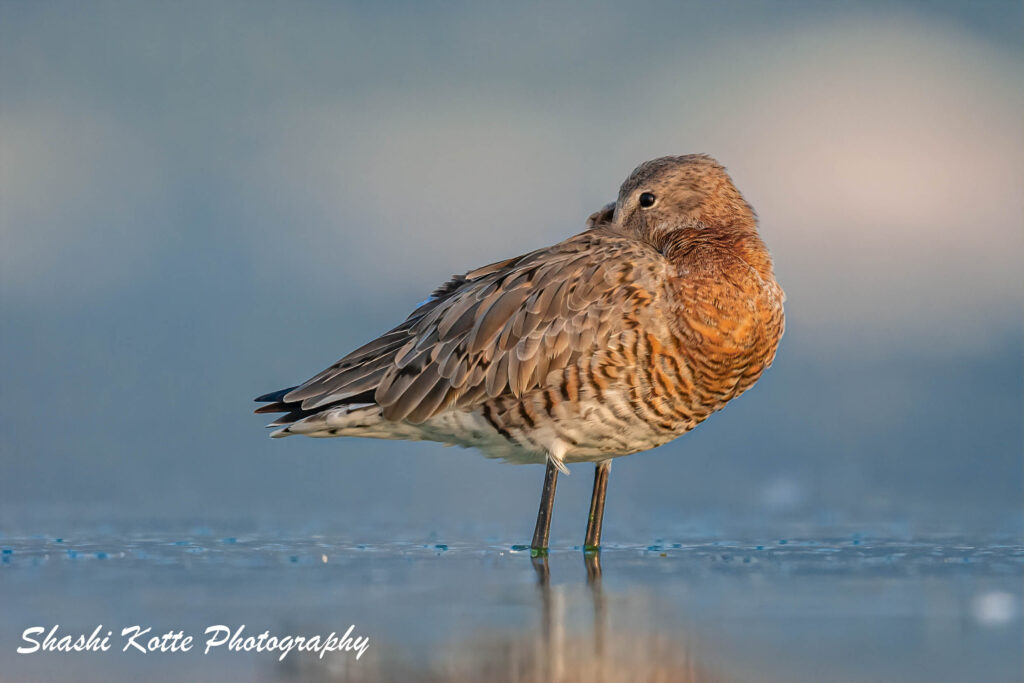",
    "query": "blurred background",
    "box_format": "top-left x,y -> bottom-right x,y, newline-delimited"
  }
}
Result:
1,0 -> 1021,541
